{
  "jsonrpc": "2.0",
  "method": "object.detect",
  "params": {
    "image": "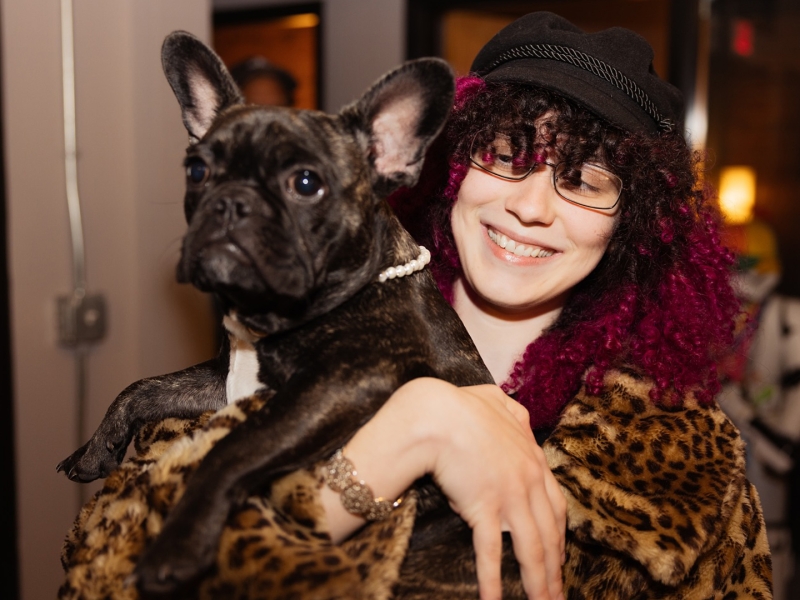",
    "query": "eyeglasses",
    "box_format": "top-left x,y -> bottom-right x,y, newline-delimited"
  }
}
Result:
469,134 -> 623,210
